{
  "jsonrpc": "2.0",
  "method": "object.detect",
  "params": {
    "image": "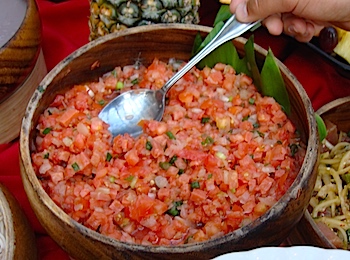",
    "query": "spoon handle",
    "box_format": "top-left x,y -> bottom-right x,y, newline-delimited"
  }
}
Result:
161,15 -> 261,93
